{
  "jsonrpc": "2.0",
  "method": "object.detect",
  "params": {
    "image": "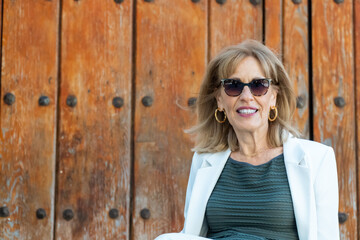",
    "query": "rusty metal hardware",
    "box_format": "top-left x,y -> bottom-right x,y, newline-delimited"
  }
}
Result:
63,209 -> 74,221
334,96 -> 345,108
109,208 -> 119,219
114,0 -> 124,3
188,97 -> 197,107
249,0 -> 260,6
191,0 -> 200,2
0,206 -> 10,217
296,96 -> 306,109
4,93 -> 15,105
66,95 -> 77,107
36,208 -> 47,219
144,0 -> 154,2
112,97 -> 124,108
334,0 -> 344,3
142,96 -> 153,107
140,208 -> 151,219
39,96 -> 50,106
292,0 -> 301,4
215,0 -> 226,5
338,212 -> 348,224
